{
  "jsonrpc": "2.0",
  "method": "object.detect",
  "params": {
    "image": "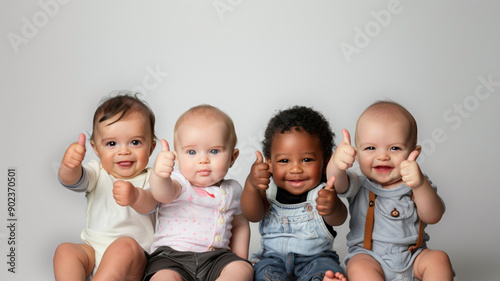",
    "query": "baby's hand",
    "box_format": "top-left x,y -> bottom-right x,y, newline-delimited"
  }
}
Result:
329,129 -> 356,171
248,151 -> 271,191
153,139 -> 175,179
62,133 -> 87,169
316,176 -> 338,216
113,180 -> 137,206
400,150 -> 424,188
